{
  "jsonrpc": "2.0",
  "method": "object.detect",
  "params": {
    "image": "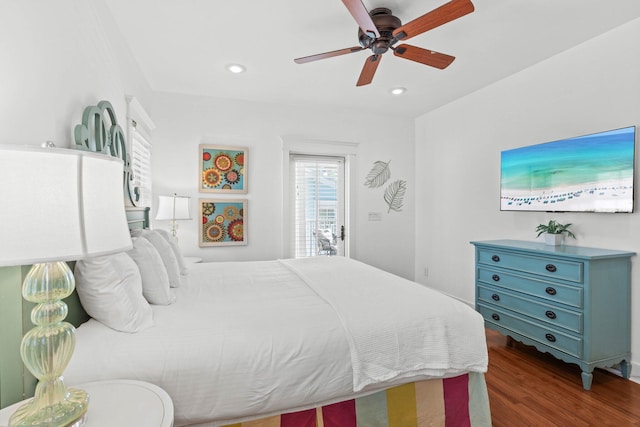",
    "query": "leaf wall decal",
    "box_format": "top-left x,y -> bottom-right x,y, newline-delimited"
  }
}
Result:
384,179 -> 407,213
364,160 -> 391,188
